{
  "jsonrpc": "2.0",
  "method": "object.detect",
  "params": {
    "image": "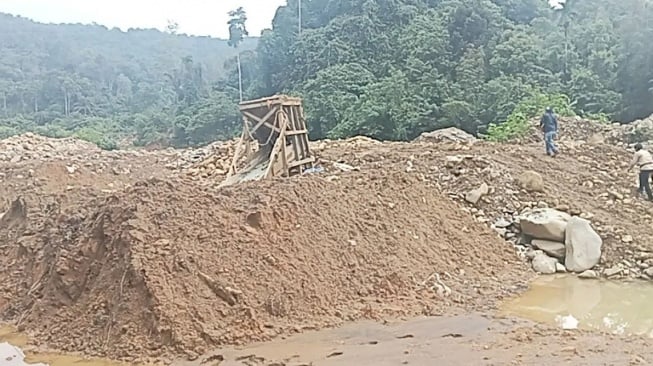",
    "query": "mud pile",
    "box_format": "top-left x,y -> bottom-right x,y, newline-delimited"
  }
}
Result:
0,172 -> 526,362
